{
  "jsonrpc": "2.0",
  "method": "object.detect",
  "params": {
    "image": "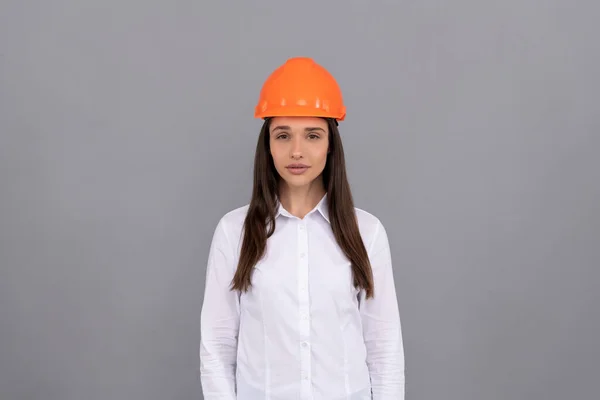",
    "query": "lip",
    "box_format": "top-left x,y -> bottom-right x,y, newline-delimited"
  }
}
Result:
286,164 -> 310,175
